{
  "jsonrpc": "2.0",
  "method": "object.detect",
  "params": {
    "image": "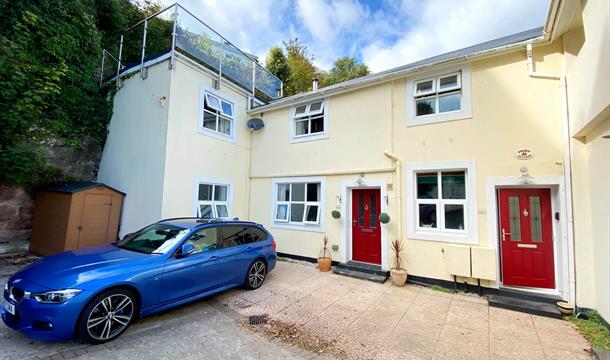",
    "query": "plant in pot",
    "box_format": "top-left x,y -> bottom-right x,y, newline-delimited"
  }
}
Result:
390,239 -> 407,286
317,235 -> 332,272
